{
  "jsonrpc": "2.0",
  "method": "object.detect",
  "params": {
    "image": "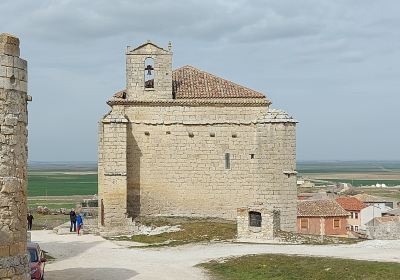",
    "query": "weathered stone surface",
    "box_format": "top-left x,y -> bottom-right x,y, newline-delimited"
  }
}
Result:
0,33 -> 29,280
0,34 -> 20,57
237,205 -> 281,241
